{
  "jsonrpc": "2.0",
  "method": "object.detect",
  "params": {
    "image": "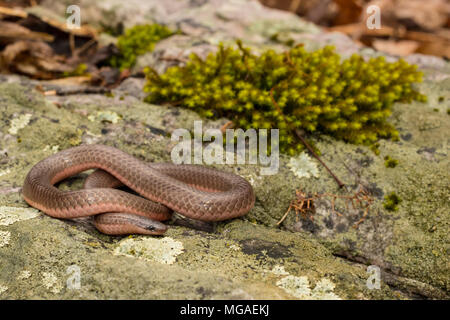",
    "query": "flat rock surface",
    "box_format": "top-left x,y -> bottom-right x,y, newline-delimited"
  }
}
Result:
0,0 -> 448,299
